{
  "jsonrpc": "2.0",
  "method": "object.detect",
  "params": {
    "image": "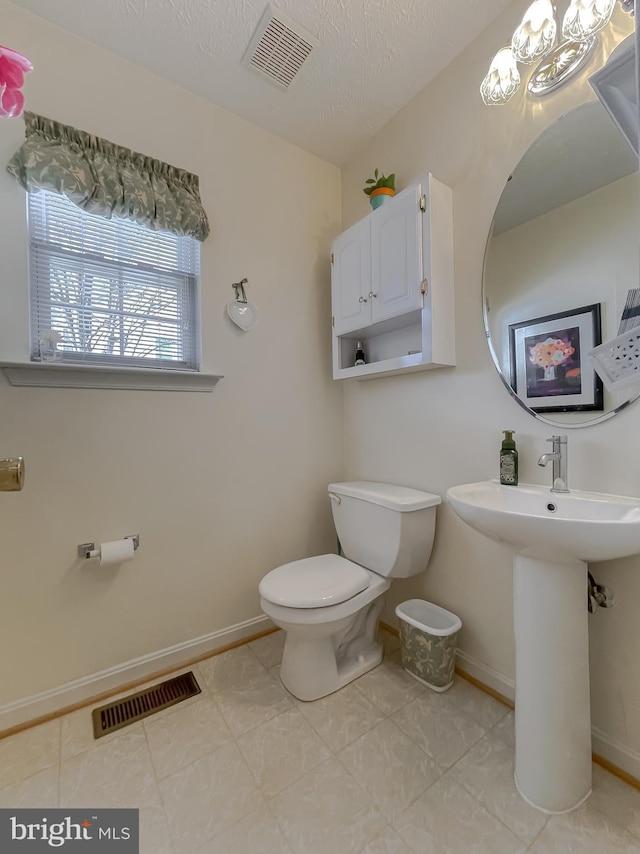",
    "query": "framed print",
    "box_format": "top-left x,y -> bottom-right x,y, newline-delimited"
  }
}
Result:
509,304 -> 603,413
